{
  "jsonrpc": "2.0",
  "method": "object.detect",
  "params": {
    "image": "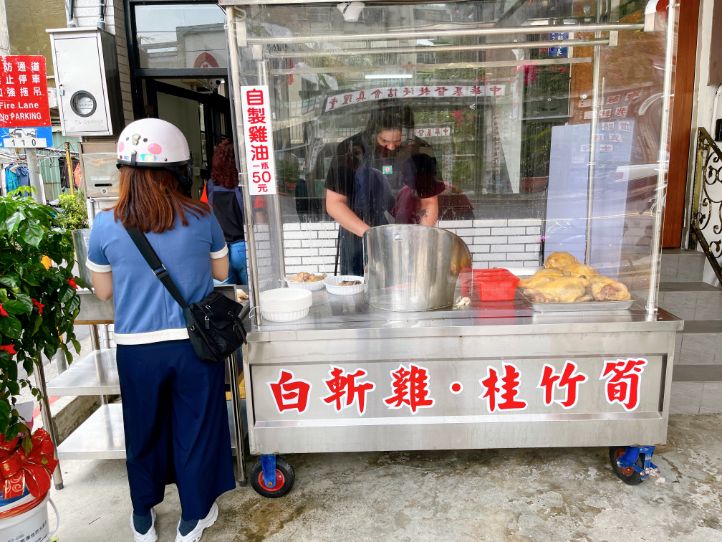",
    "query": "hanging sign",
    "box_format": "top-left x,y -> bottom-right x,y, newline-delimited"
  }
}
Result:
240,85 -> 277,196
0,55 -> 52,148
324,84 -> 507,113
